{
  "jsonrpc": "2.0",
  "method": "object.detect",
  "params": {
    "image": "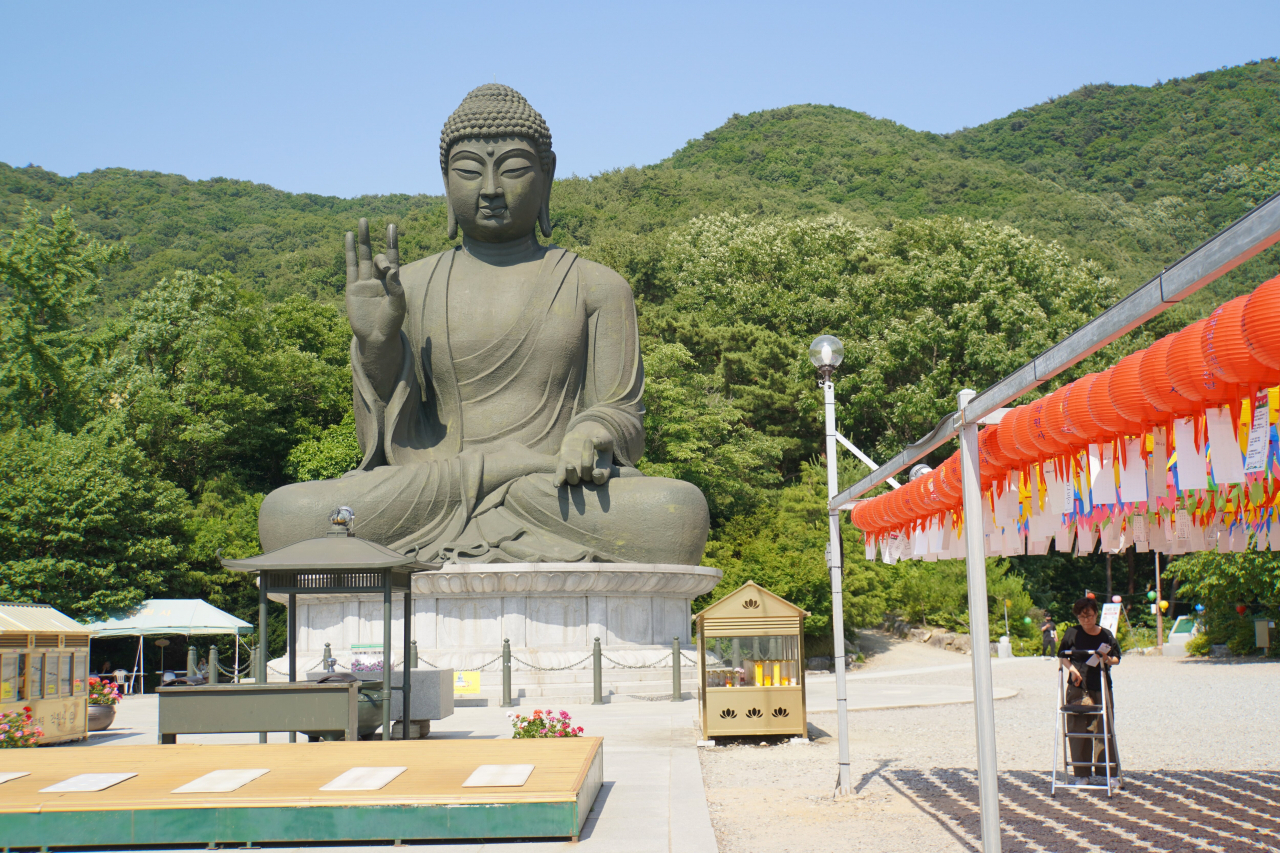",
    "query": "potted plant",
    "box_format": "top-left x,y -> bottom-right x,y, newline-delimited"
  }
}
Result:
0,708 -> 43,747
87,677 -> 121,731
